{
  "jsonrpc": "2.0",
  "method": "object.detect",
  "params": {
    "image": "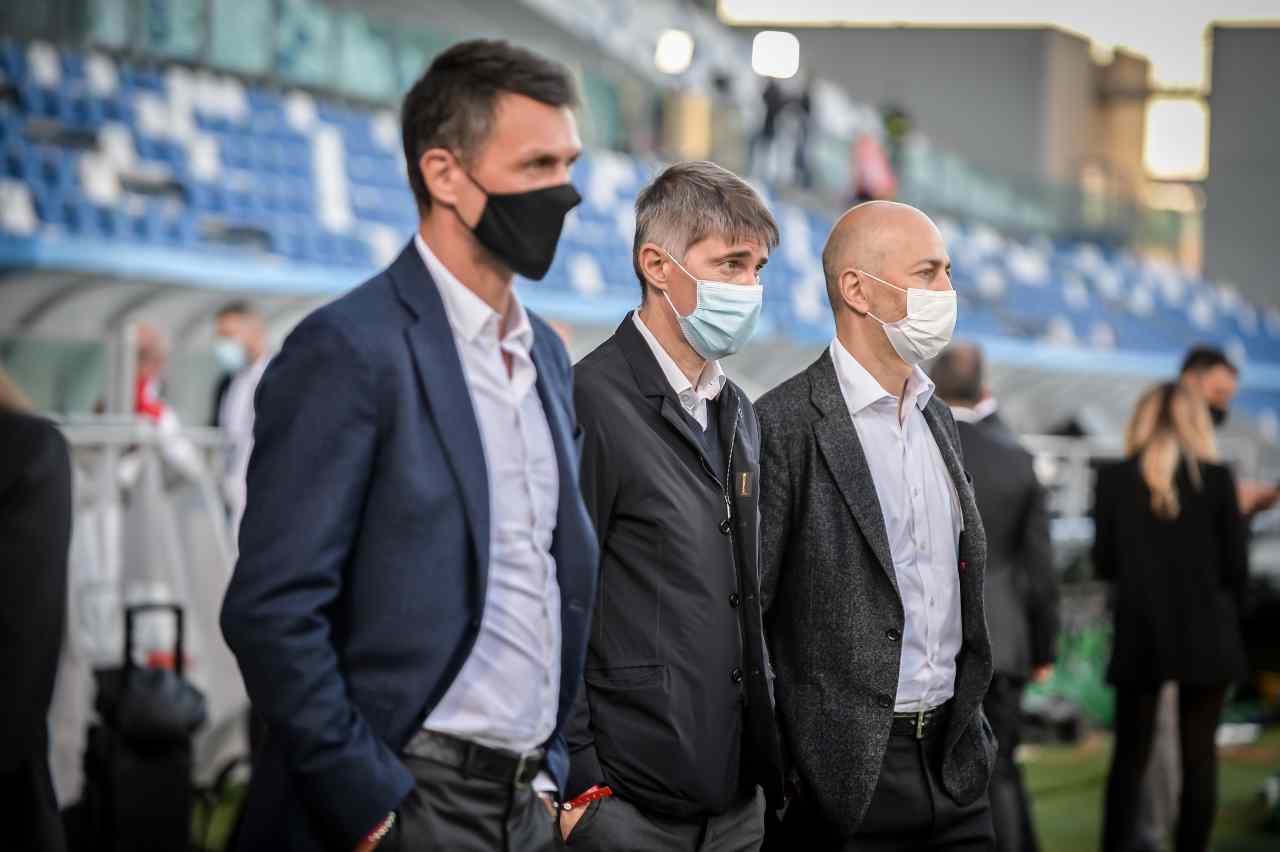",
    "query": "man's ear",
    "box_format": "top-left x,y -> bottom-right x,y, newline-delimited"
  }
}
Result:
419,148 -> 461,208
840,269 -> 870,315
638,243 -> 672,294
